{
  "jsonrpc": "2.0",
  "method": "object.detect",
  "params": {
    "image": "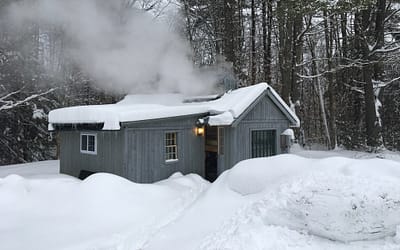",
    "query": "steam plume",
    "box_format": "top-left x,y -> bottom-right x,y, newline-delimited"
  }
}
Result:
6,0 -> 217,95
